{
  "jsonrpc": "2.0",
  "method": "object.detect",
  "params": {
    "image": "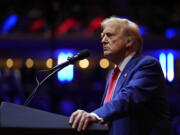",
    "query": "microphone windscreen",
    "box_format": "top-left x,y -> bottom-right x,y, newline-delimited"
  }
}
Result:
77,49 -> 90,60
